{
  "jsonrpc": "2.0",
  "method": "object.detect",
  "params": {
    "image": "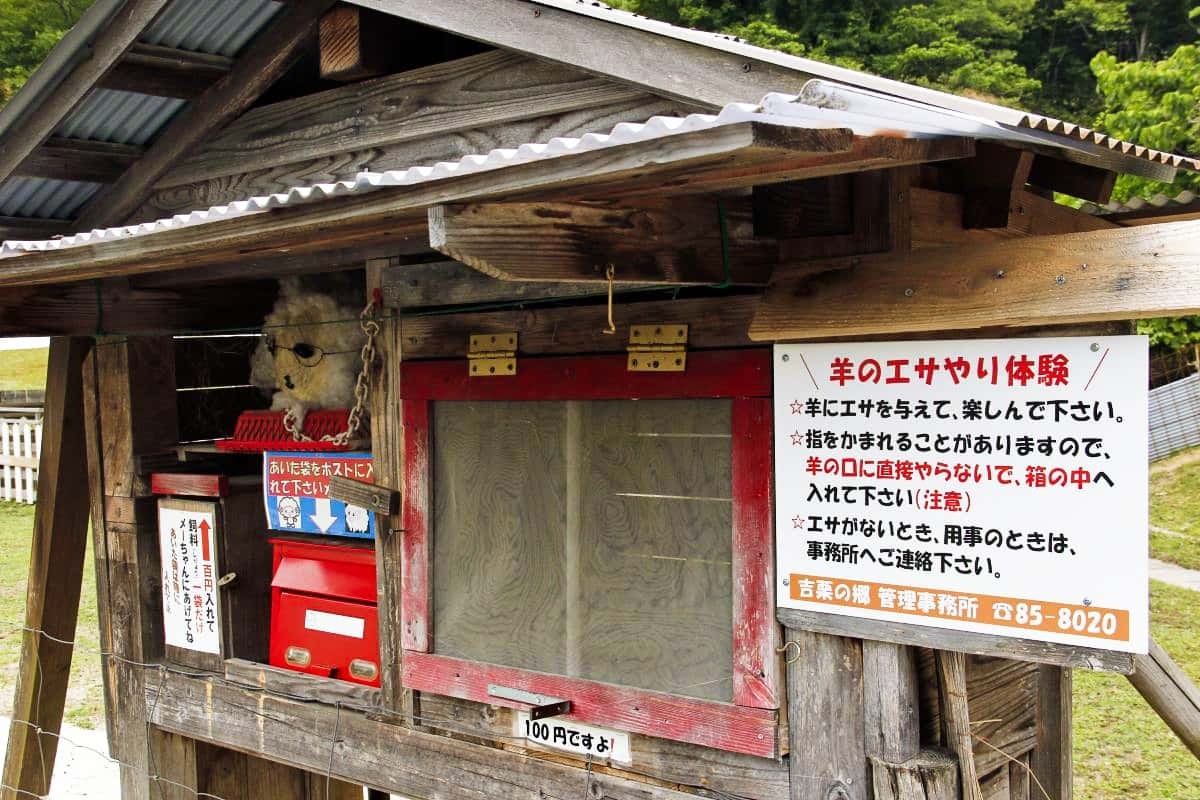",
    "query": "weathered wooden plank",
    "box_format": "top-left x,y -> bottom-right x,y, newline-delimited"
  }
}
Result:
146,668 -> 723,800
0,0 -> 171,184
225,658 -> 382,709
869,751 -> 958,800
0,278 -> 276,338
138,95 -> 694,221
786,628 -> 868,800
160,50 -> 658,188
1127,638 -> 1200,759
0,215 -> 71,242
319,6 -> 390,81
0,338 -> 91,800
750,219 -> 1200,341
399,294 -> 758,359
14,137 -> 143,183
328,474 -> 398,515
383,258 -> 635,308
74,0 -> 340,230
415,692 -> 791,800
1008,755 -> 1032,800
936,651 -> 984,800
862,641 -> 920,764
429,197 -> 780,284
778,608 -> 1134,674
99,43 -> 232,100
